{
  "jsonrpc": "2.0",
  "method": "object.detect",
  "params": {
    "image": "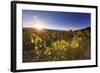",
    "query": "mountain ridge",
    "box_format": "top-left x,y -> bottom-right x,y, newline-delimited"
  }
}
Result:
23,27 -> 90,32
